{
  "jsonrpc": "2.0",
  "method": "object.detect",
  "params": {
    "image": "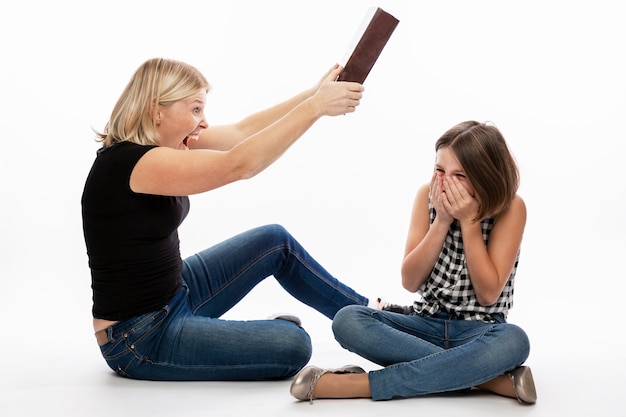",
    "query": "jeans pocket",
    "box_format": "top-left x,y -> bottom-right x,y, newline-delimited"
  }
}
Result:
101,307 -> 169,371
123,308 -> 168,352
